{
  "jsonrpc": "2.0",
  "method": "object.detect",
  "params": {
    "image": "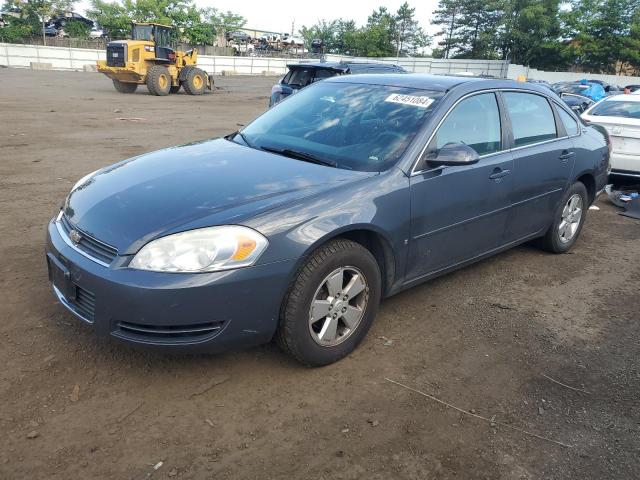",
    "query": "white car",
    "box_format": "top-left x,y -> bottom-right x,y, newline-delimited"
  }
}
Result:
582,94 -> 640,178
280,34 -> 305,47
